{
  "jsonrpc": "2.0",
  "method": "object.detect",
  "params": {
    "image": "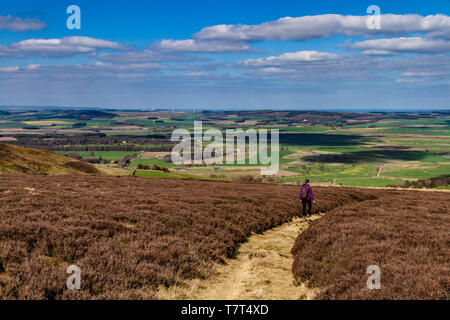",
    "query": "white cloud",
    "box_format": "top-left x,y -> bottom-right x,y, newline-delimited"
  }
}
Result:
0,61 -> 164,81
349,37 -> 450,54
92,62 -> 162,72
245,67 -> 295,76
357,50 -> 395,56
396,78 -> 424,83
396,70 -> 450,83
0,36 -> 129,58
236,50 -> 450,83
0,64 -> 42,72
184,71 -> 211,76
0,15 -> 46,32
194,14 -> 450,41
402,71 -> 449,77
25,64 -> 41,70
156,39 -> 251,52
239,51 -> 338,67
96,49 -> 192,63
0,66 -> 19,72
